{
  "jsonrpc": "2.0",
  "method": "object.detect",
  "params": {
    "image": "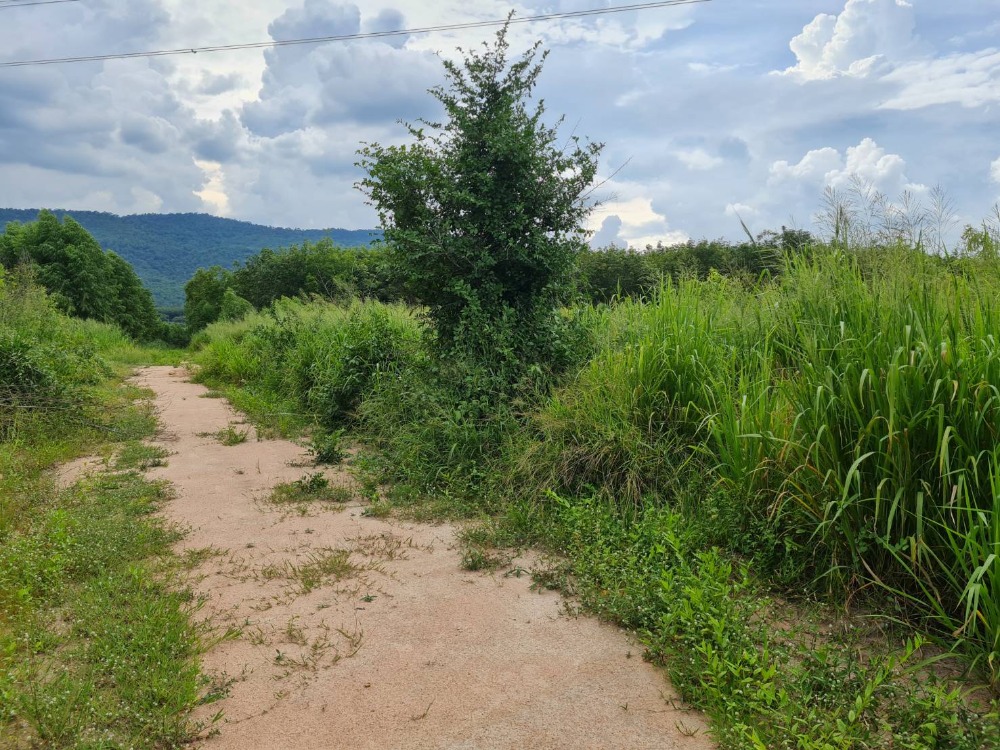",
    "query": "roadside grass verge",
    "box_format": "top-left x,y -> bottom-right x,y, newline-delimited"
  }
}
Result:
0,393 -> 214,748
0,471 -> 213,748
0,278 -> 210,747
477,494 -> 999,749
